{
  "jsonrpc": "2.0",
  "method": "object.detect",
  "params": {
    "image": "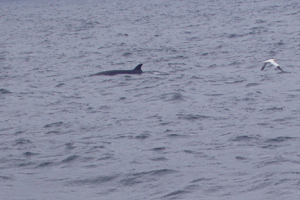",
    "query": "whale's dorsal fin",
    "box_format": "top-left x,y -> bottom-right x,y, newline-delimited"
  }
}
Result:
133,64 -> 143,71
